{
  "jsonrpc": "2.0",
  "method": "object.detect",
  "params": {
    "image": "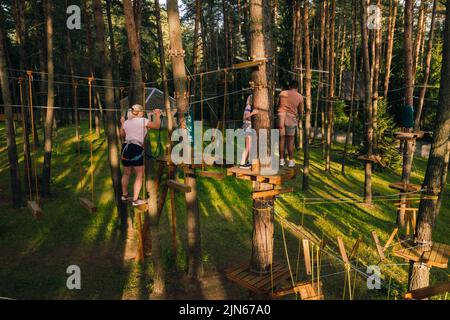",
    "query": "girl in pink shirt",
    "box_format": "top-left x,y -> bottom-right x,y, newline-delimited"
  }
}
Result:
119,104 -> 162,206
